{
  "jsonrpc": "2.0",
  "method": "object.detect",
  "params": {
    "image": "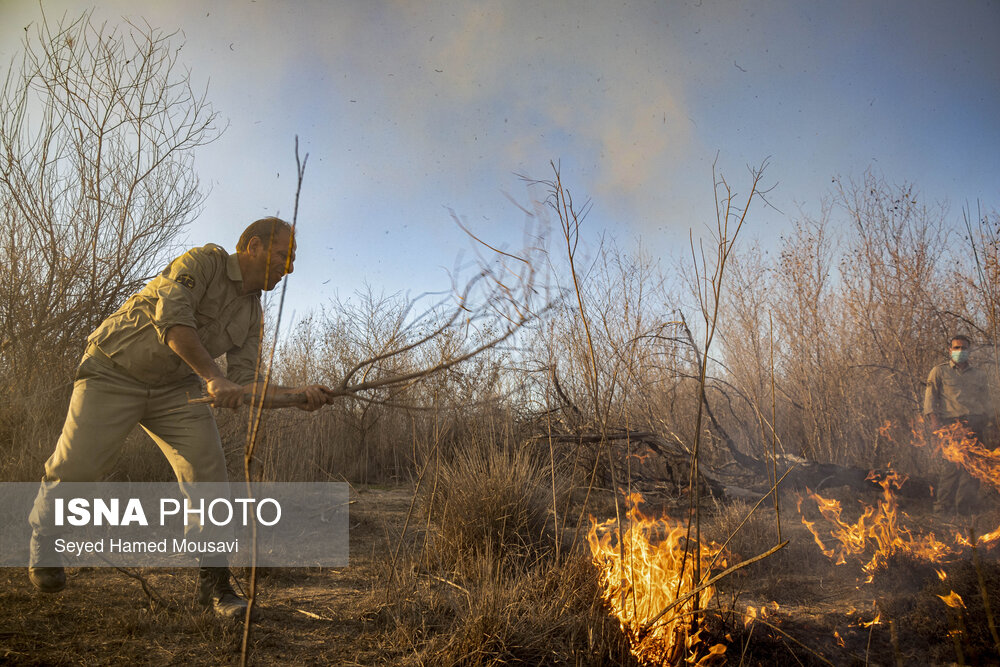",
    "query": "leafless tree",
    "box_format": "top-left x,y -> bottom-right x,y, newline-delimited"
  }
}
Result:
0,8 -> 221,475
